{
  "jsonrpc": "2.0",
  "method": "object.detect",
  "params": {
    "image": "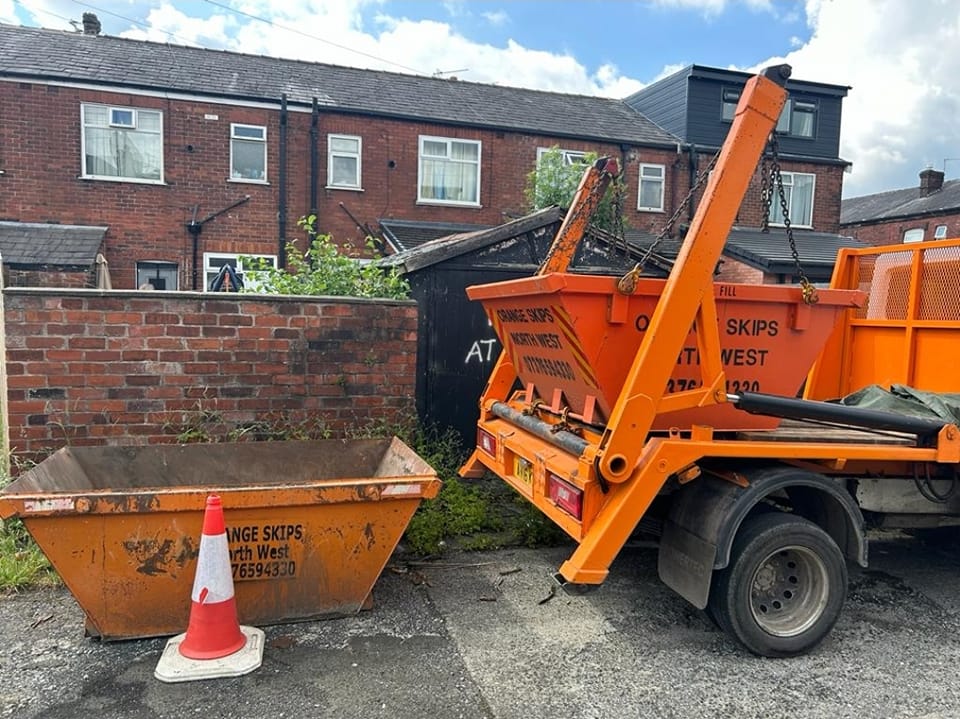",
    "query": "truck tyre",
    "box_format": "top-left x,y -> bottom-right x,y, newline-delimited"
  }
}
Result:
708,511 -> 847,657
